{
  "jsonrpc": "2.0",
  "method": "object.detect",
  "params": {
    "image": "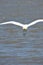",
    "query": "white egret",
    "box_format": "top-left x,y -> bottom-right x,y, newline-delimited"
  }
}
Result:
0,19 -> 43,31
